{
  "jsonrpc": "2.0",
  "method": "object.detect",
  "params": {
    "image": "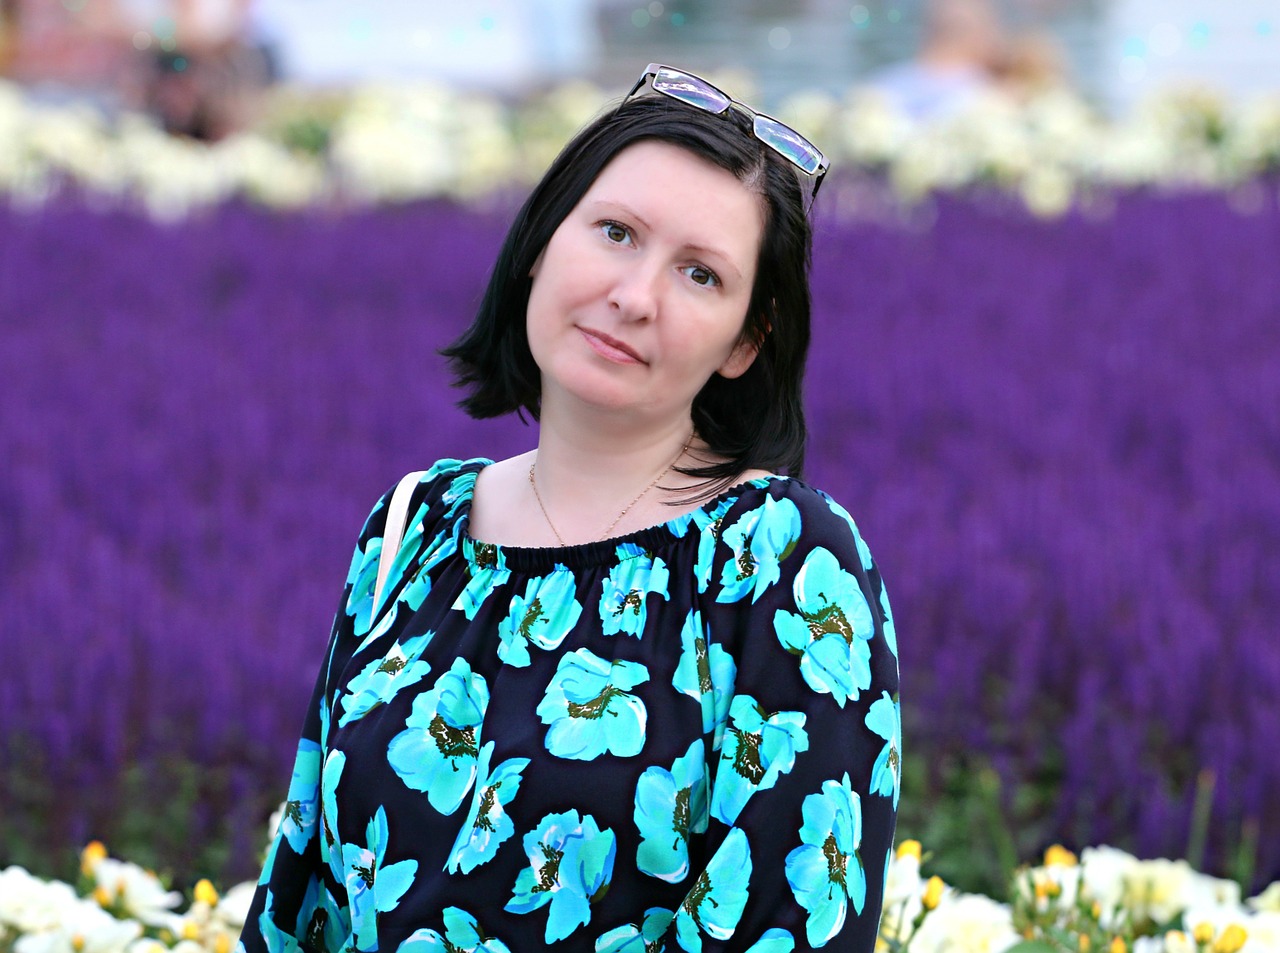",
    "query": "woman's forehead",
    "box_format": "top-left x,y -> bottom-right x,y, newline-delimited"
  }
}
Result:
579,141 -> 765,251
